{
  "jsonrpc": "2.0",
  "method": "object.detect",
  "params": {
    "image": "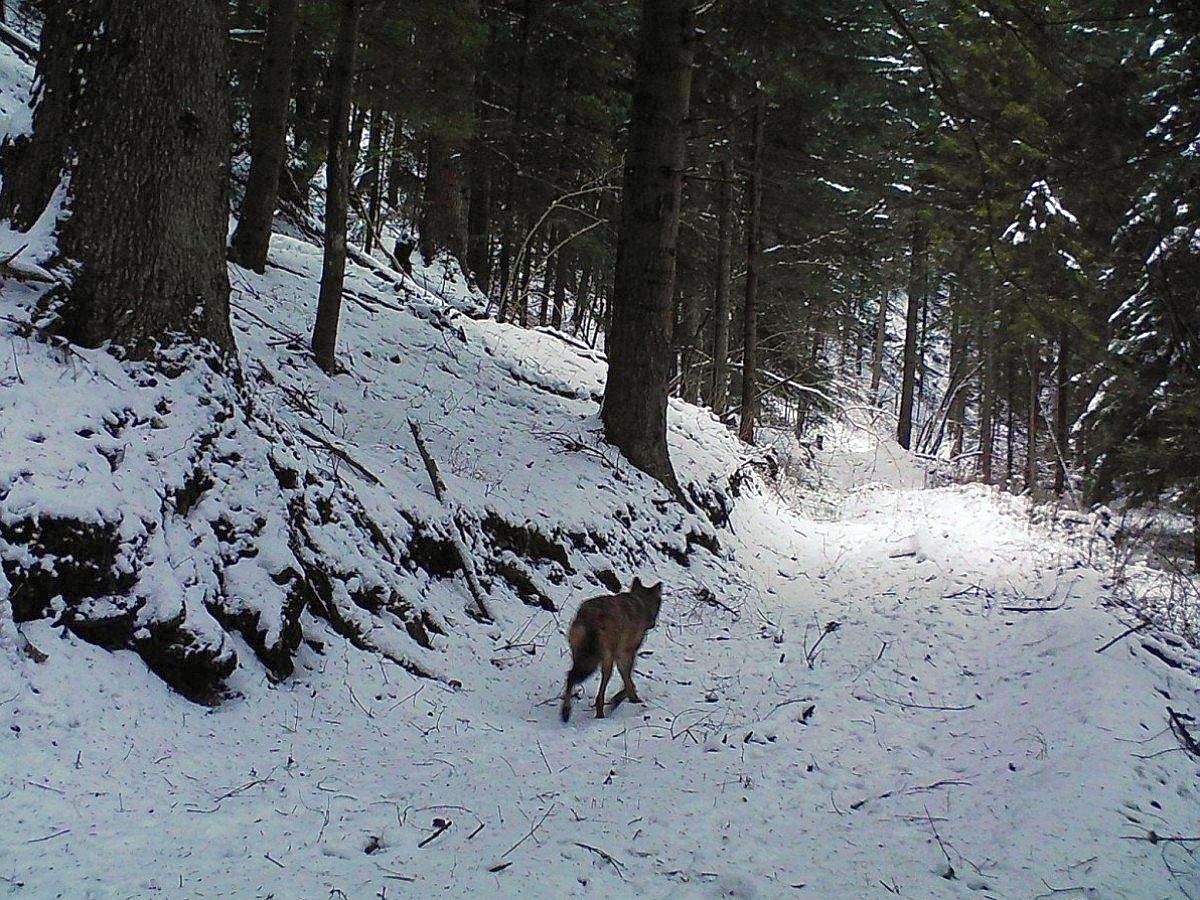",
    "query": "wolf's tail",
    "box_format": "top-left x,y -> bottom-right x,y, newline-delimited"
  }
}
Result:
560,625 -> 600,723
